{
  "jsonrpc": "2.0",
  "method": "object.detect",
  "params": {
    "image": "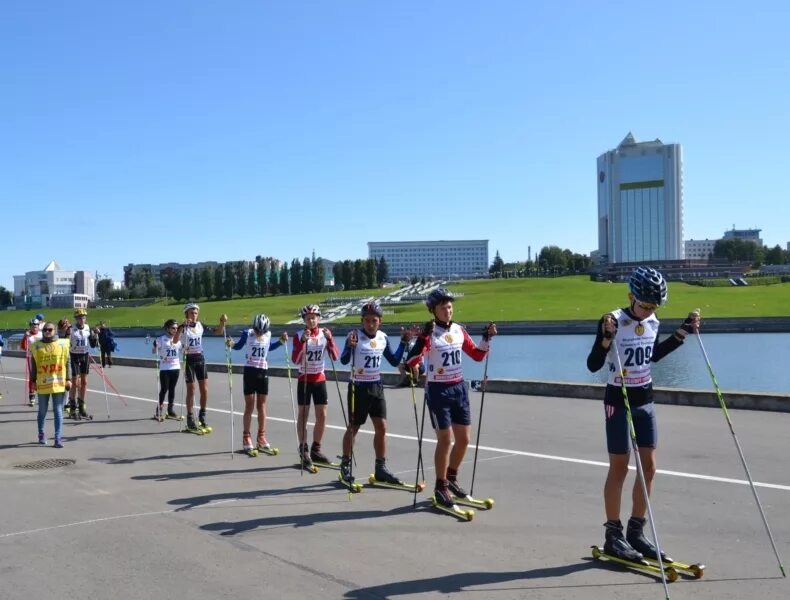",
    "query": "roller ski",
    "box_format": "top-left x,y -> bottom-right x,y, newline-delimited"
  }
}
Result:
28,393 -> 36,407
165,405 -> 183,421
338,460 -> 362,493
197,411 -> 212,434
256,433 -> 279,456
367,460 -> 425,493
591,546 -> 678,582
592,520 -> 678,582
241,432 -> 258,457
184,415 -> 205,435
448,479 -> 494,509
65,402 -> 76,418
153,406 -> 165,423
626,516 -> 704,578
75,400 -> 93,421
431,485 -> 474,521
309,443 -> 340,469
296,444 -> 319,474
